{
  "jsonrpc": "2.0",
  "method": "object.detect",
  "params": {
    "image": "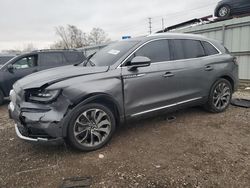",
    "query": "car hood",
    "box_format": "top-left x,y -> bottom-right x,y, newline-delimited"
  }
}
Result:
15,65 -> 109,90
